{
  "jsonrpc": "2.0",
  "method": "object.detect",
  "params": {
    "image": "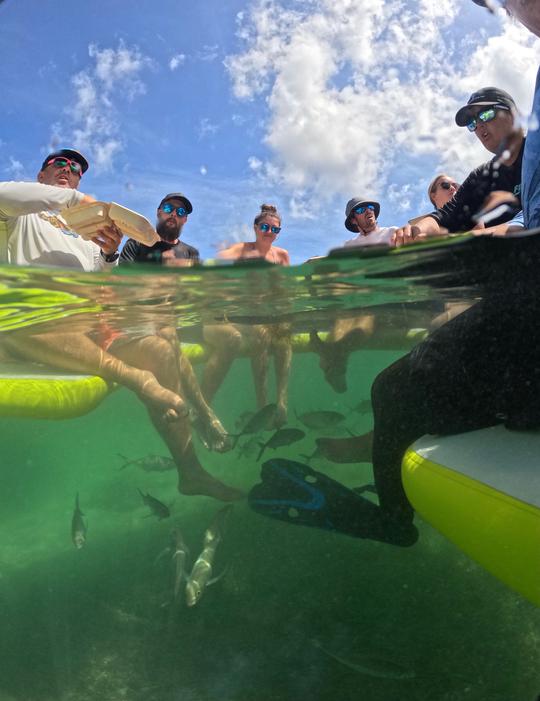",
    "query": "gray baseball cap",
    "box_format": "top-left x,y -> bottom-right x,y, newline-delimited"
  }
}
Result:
159,192 -> 193,214
344,197 -> 380,232
41,148 -> 89,174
